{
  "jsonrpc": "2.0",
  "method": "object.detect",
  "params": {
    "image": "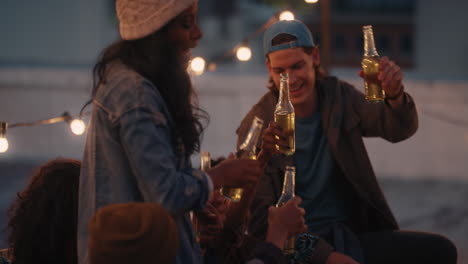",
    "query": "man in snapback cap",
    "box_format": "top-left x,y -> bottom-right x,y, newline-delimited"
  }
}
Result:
236,19 -> 457,264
